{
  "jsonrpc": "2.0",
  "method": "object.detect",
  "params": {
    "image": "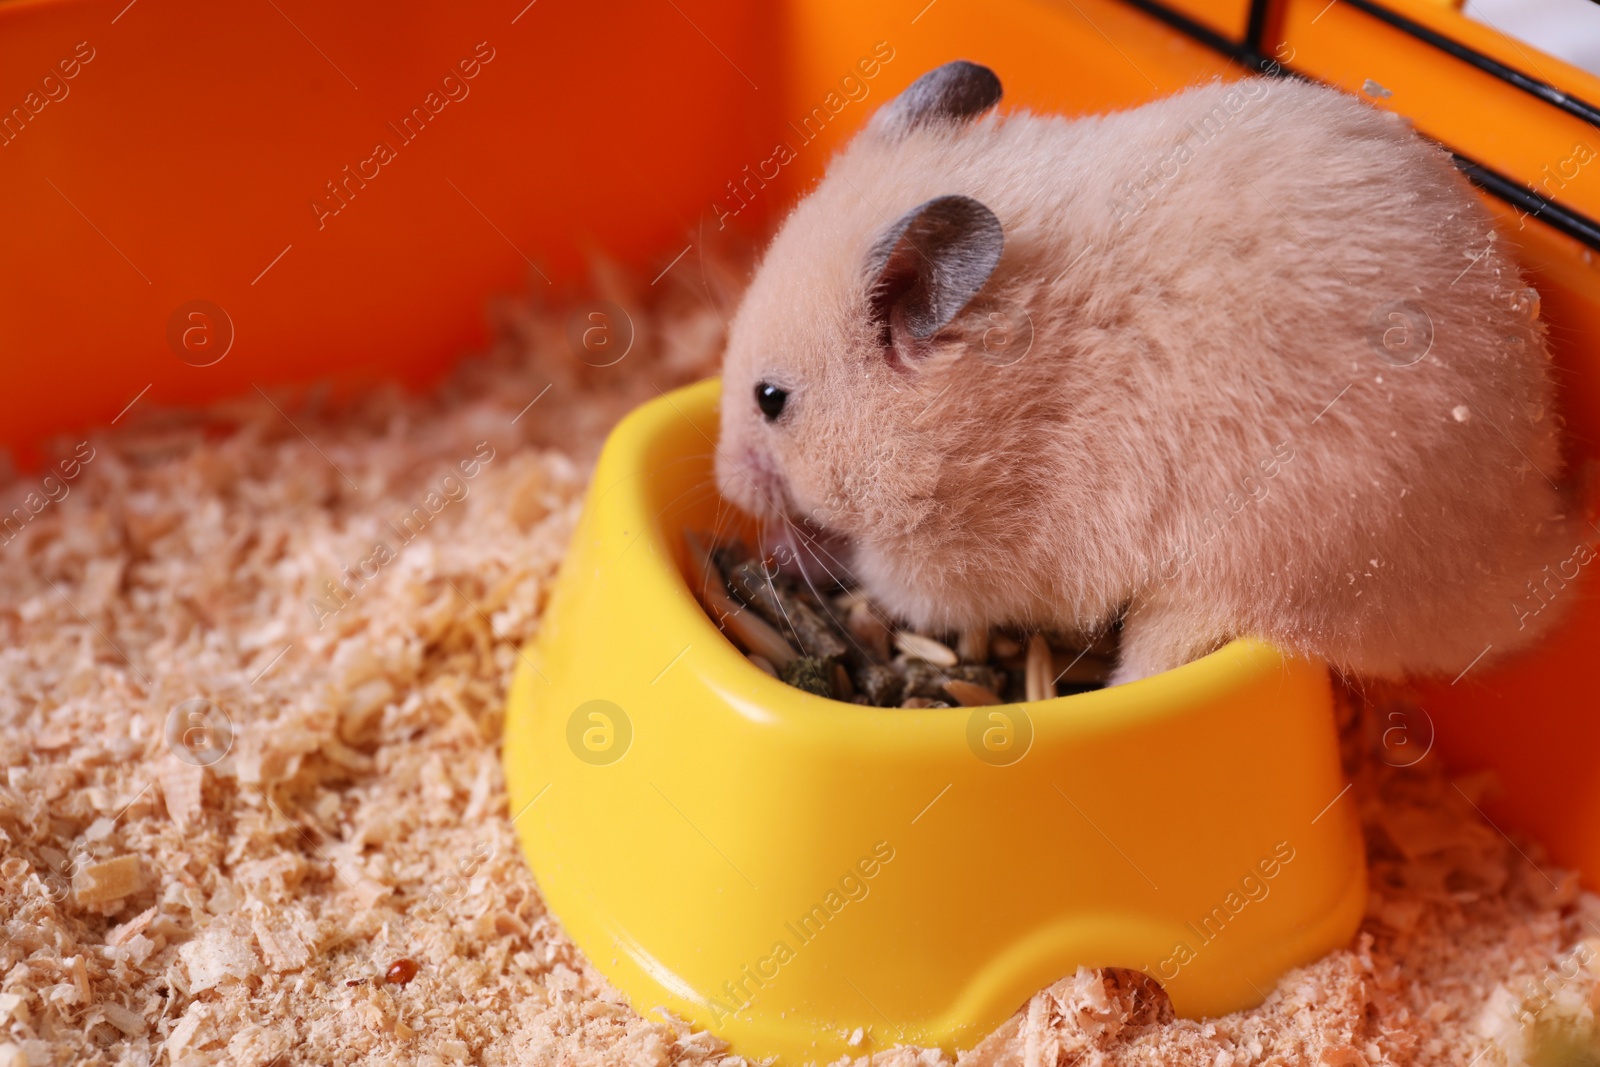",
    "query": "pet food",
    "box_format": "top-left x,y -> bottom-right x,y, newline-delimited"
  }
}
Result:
686,533 -> 1115,706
